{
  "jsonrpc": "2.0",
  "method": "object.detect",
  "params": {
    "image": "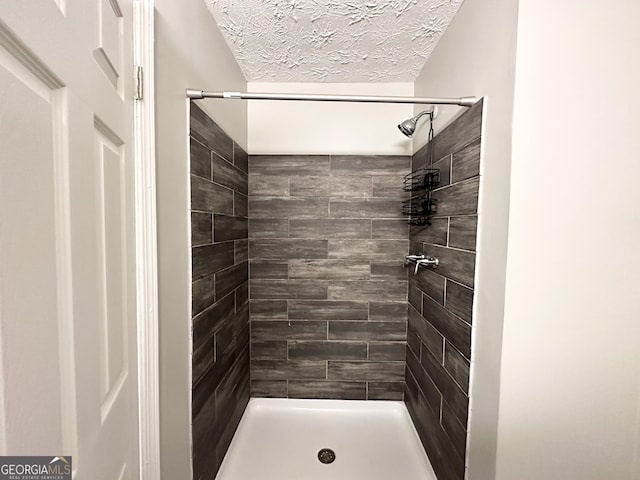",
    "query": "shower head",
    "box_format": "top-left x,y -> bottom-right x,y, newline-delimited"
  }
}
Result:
397,108 -> 436,138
